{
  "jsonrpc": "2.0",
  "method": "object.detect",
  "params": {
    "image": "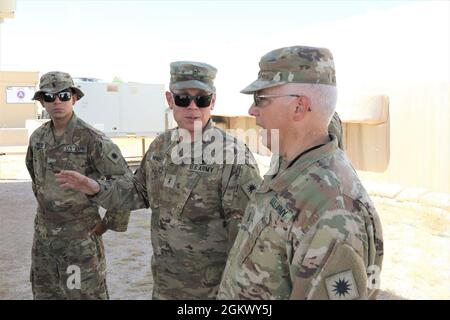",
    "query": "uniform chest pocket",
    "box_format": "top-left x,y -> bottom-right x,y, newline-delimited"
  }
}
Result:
64,152 -> 88,175
158,165 -> 200,217
237,193 -> 296,265
182,164 -> 223,220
